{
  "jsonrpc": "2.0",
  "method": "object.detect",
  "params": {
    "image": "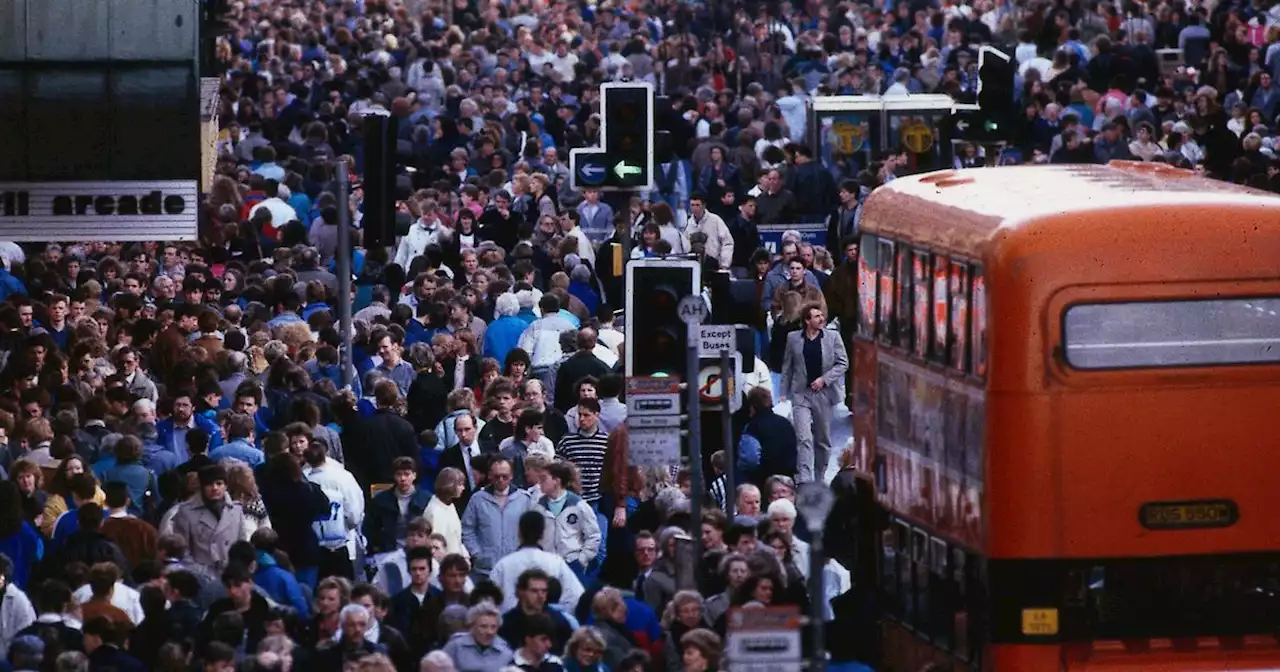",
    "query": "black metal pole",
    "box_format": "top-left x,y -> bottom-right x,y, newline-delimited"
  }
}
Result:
687,328 -> 704,556
720,349 -> 734,517
335,162 -> 353,390
809,532 -> 826,672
